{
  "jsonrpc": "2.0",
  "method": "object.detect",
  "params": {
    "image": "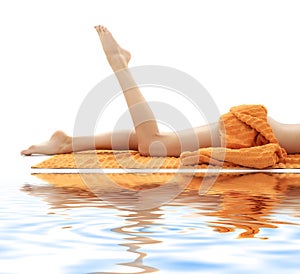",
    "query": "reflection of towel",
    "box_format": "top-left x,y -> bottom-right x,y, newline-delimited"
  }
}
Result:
182,105 -> 287,169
